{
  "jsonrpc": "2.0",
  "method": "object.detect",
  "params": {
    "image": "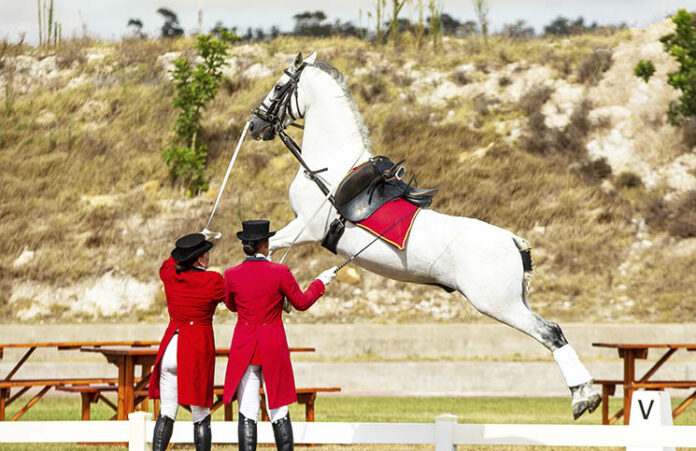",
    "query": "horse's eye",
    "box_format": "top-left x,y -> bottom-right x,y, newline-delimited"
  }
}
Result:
274,84 -> 282,92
